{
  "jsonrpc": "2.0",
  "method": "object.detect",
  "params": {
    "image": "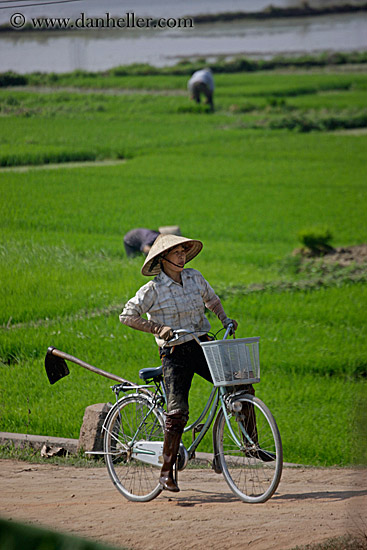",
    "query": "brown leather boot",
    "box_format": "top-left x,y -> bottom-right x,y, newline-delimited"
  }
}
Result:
159,430 -> 182,492
159,410 -> 188,492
